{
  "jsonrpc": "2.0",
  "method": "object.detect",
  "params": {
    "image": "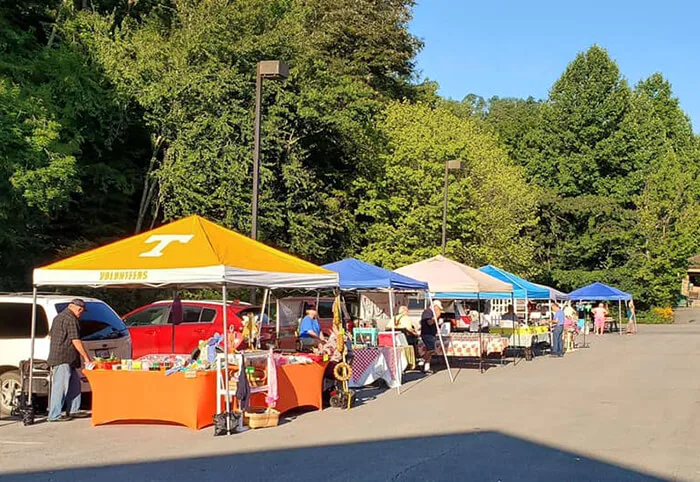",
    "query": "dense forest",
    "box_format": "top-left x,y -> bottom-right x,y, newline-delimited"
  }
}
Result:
1,0 -> 699,310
